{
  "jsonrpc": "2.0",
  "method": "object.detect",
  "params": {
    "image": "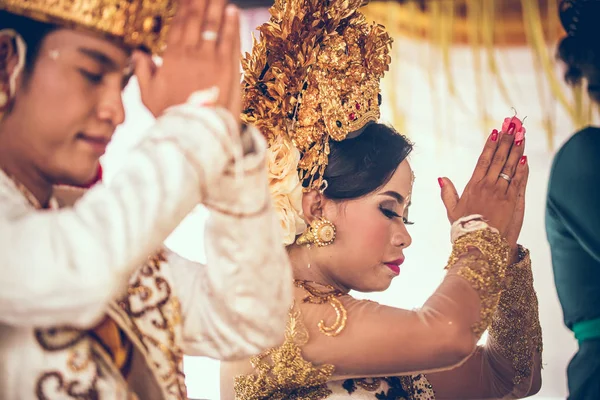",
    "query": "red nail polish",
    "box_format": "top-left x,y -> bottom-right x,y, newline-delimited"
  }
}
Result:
438,178 -> 444,188
508,123 -> 516,135
491,129 -> 498,142
515,140 -> 523,146
520,156 -> 527,165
